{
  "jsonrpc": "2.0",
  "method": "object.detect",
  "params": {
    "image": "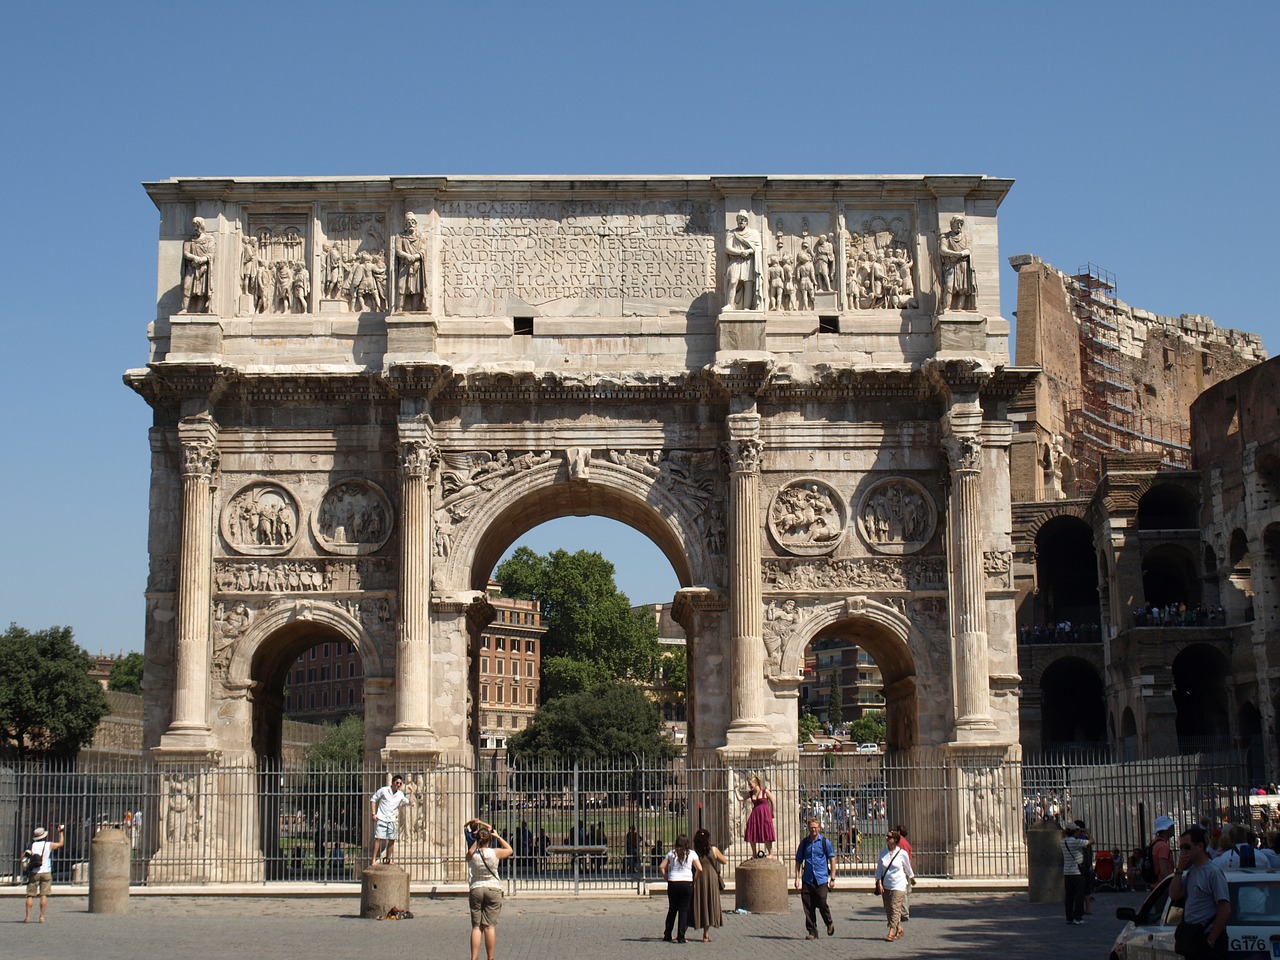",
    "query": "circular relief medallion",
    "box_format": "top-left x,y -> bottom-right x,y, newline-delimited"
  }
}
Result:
312,479 -> 393,555
767,478 -> 846,556
221,483 -> 300,556
855,477 -> 936,556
